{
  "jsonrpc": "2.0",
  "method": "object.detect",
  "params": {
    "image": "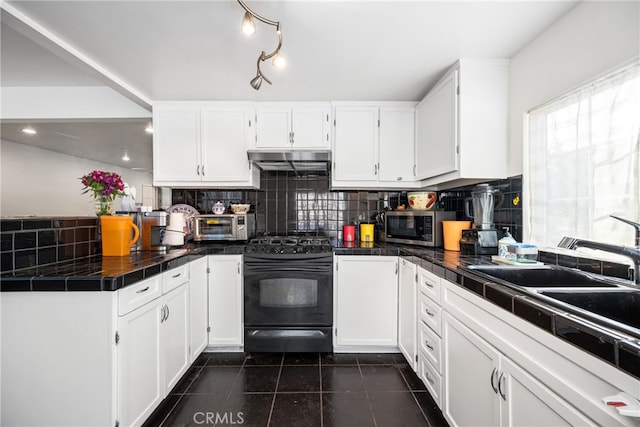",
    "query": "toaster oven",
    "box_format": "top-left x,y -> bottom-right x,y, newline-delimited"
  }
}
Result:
193,214 -> 255,241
